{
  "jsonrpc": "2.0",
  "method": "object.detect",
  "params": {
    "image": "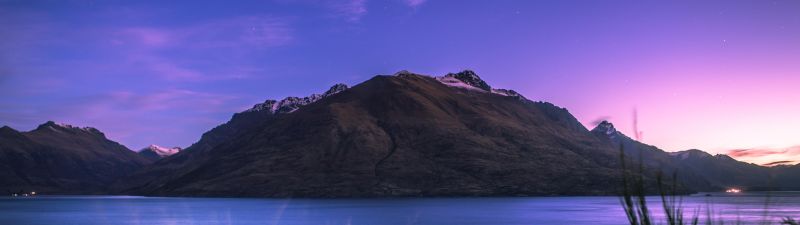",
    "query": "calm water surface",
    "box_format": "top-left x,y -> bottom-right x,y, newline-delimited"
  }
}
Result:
1,192 -> 799,225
